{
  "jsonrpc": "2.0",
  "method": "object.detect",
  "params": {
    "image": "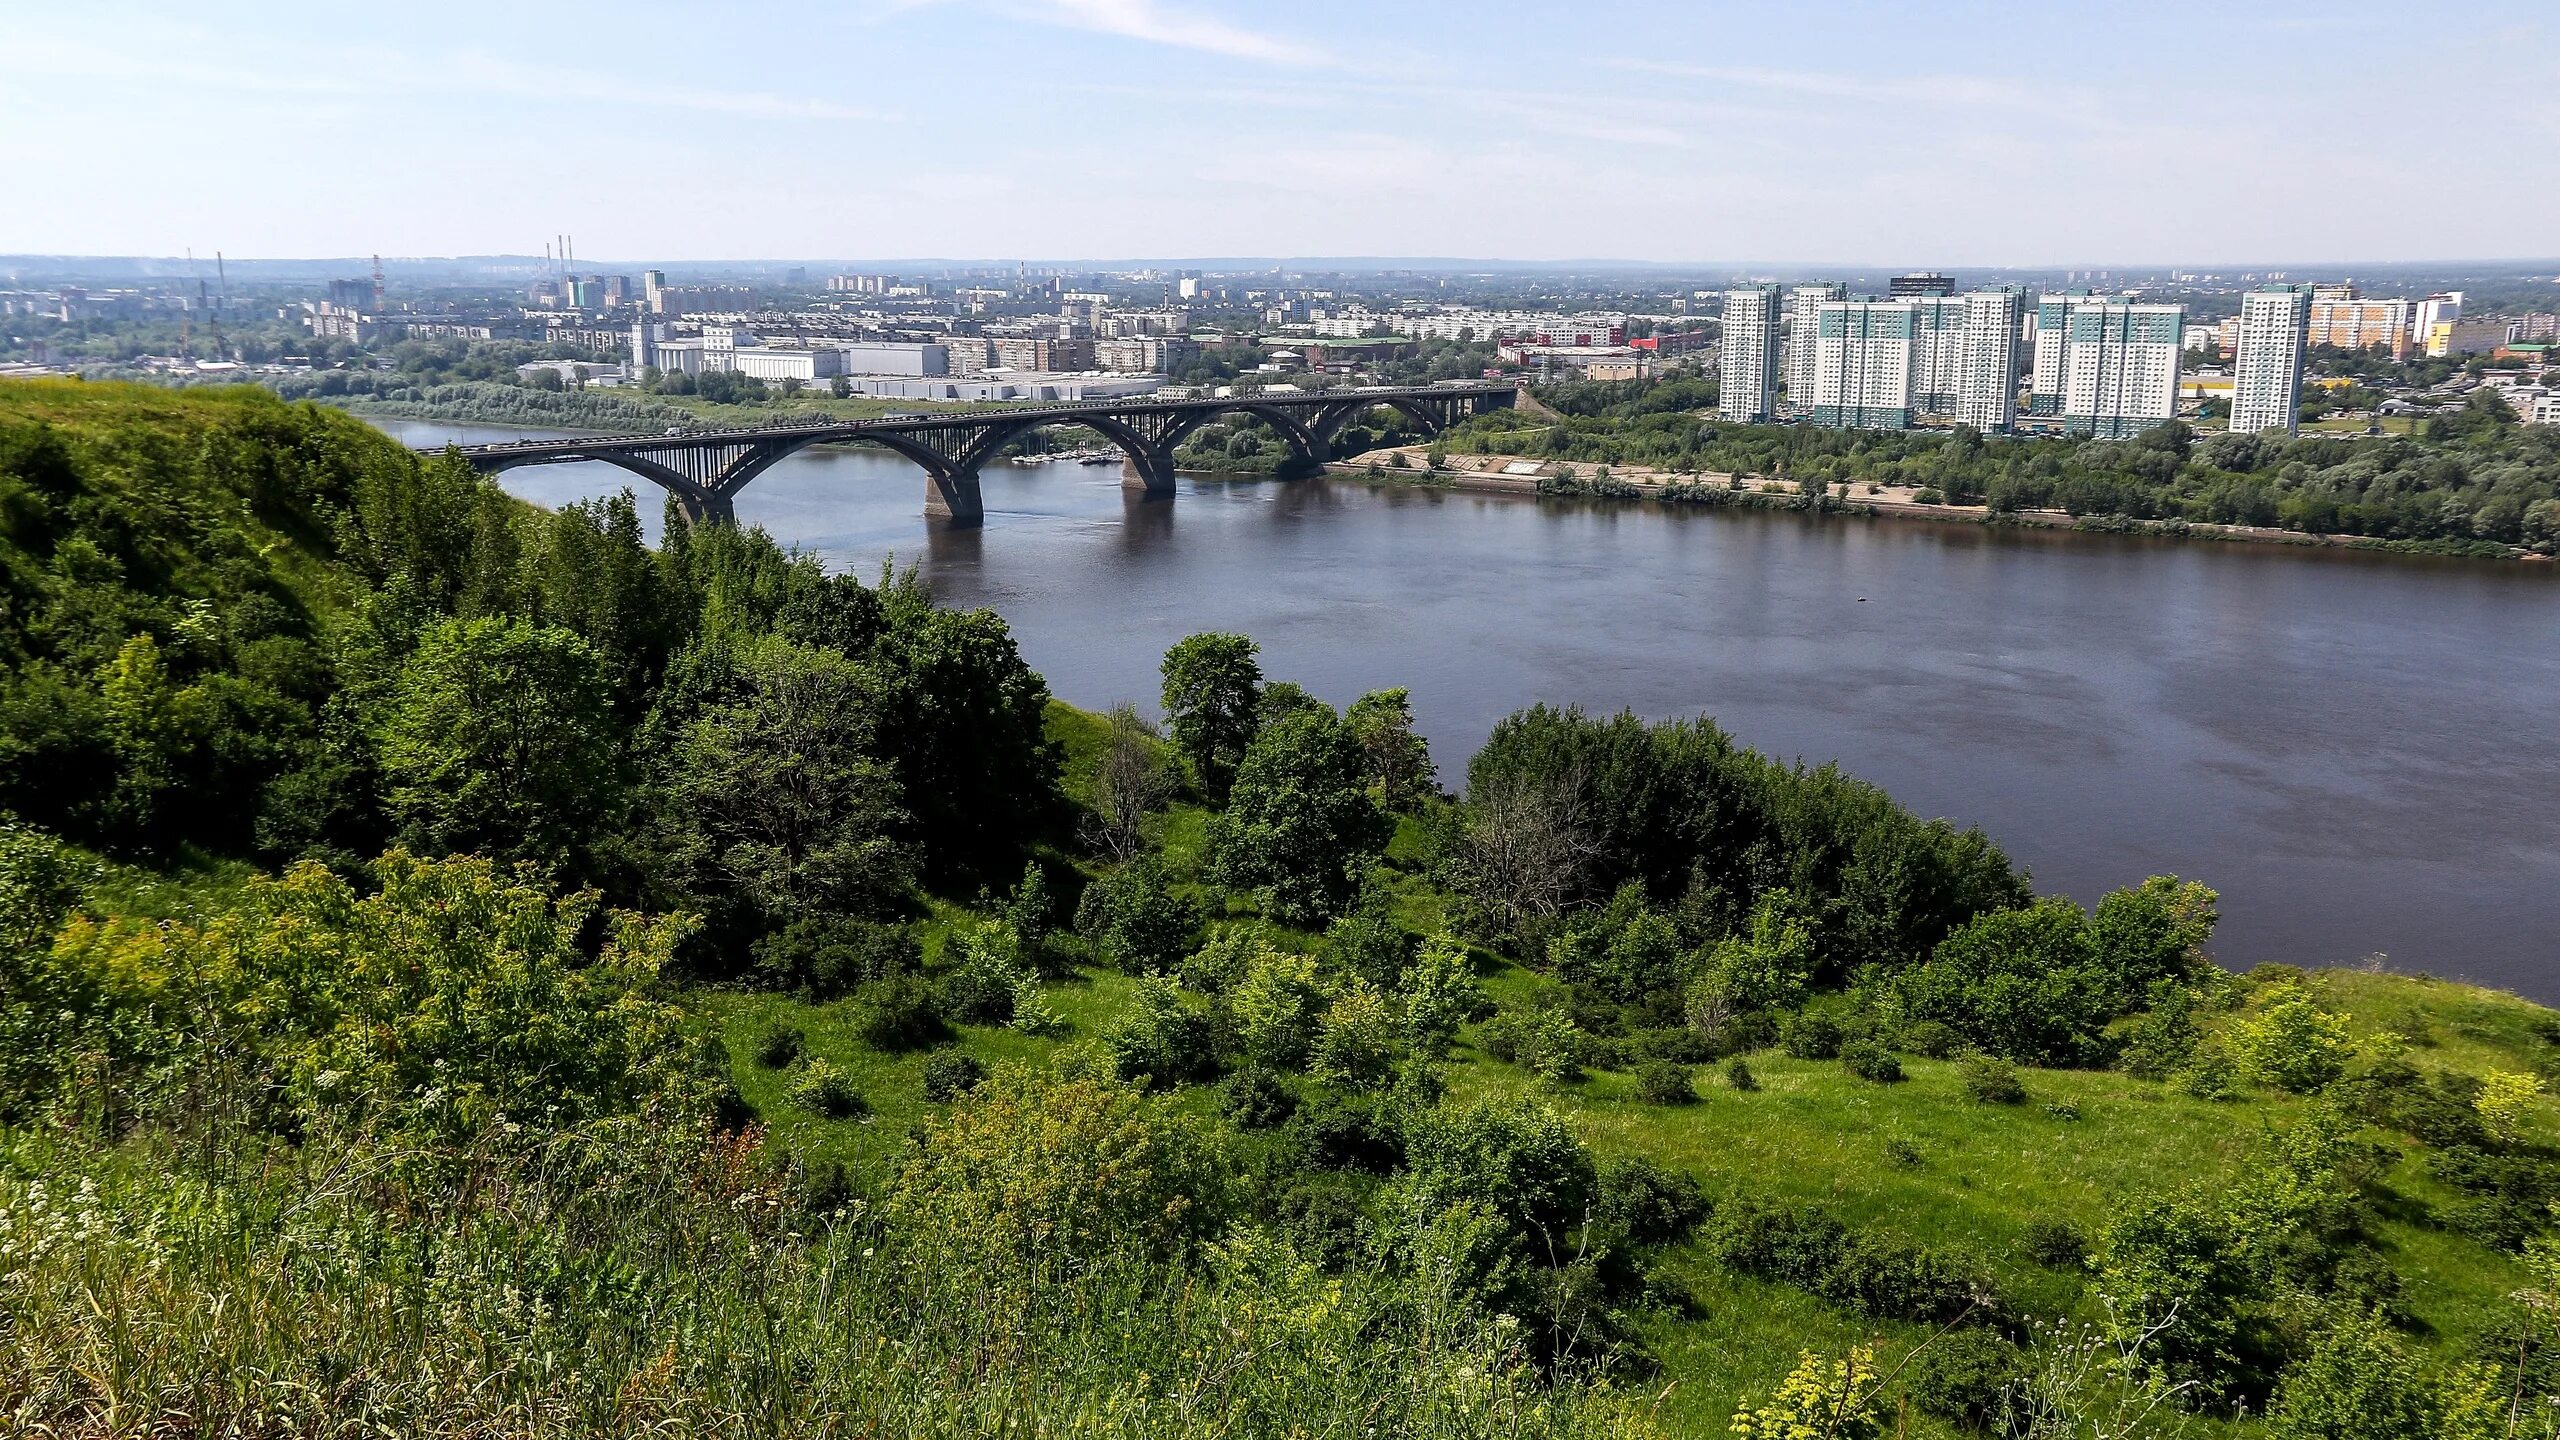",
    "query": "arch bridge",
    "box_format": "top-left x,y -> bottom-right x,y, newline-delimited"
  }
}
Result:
419,383 -> 1519,525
